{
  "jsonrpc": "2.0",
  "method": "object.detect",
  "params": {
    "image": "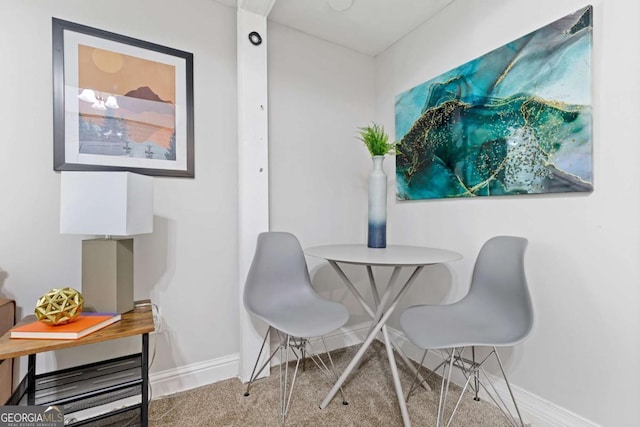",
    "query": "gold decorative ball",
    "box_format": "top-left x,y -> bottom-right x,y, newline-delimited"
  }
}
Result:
35,287 -> 84,325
